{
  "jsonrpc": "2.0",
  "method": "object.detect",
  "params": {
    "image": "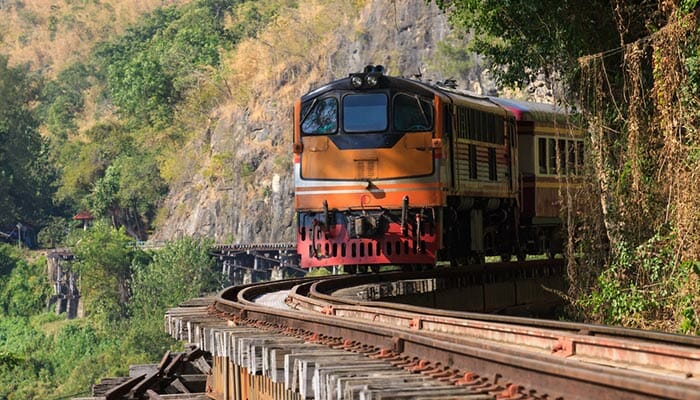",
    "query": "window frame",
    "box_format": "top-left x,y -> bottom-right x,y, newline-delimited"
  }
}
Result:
392,92 -> 434,132
301,97 -> 339,136
536,135 -> 585,176
342,92 -> 389,133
